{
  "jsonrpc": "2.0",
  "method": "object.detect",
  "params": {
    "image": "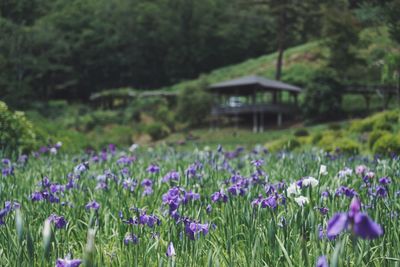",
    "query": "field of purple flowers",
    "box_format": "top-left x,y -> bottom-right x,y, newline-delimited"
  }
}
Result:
0,144 -> 399,266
